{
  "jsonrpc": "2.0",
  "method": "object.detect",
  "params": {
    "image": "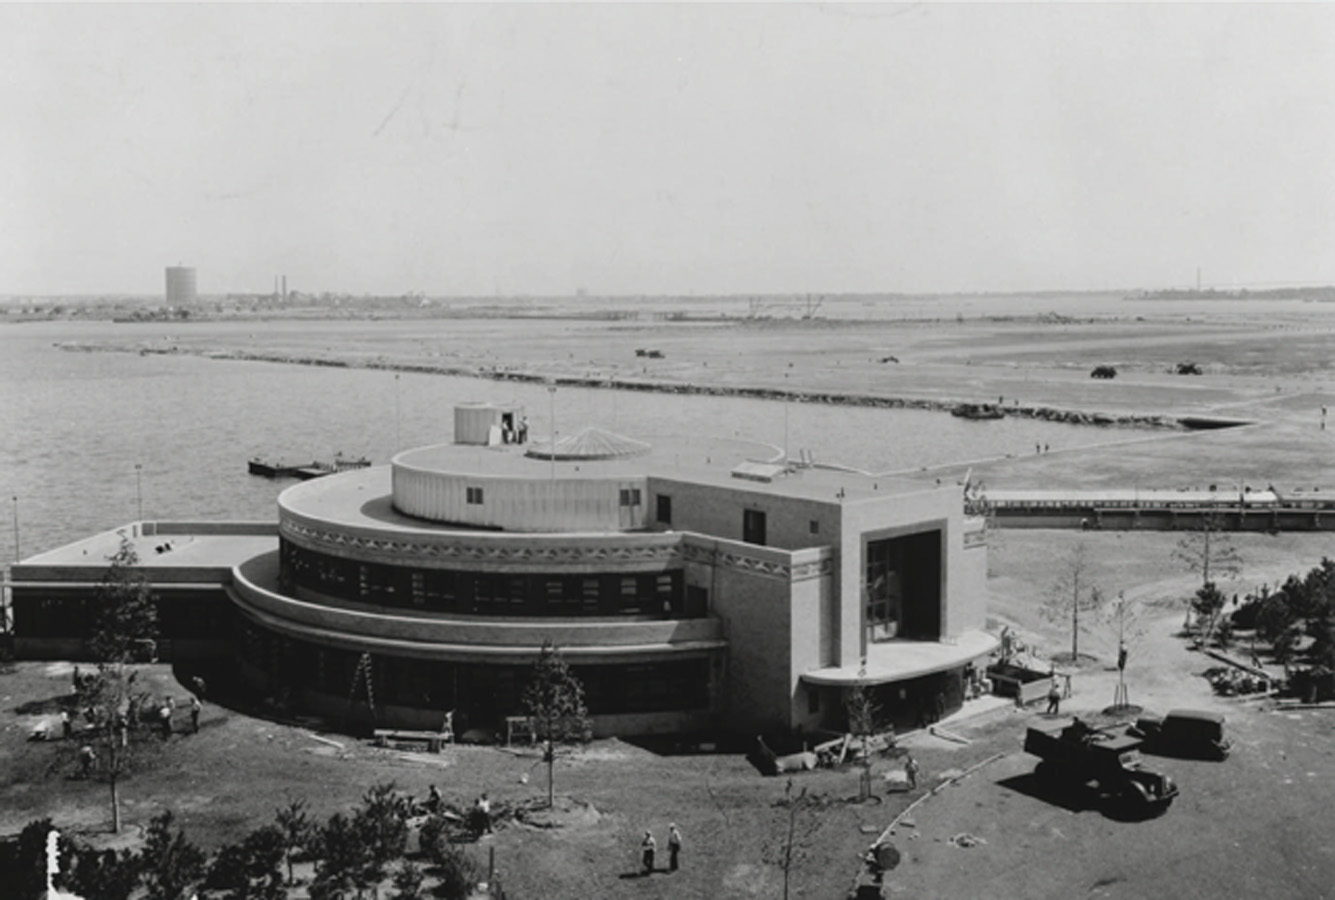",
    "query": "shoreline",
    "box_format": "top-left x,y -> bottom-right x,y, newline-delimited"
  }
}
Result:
56,340 -> 1189,431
